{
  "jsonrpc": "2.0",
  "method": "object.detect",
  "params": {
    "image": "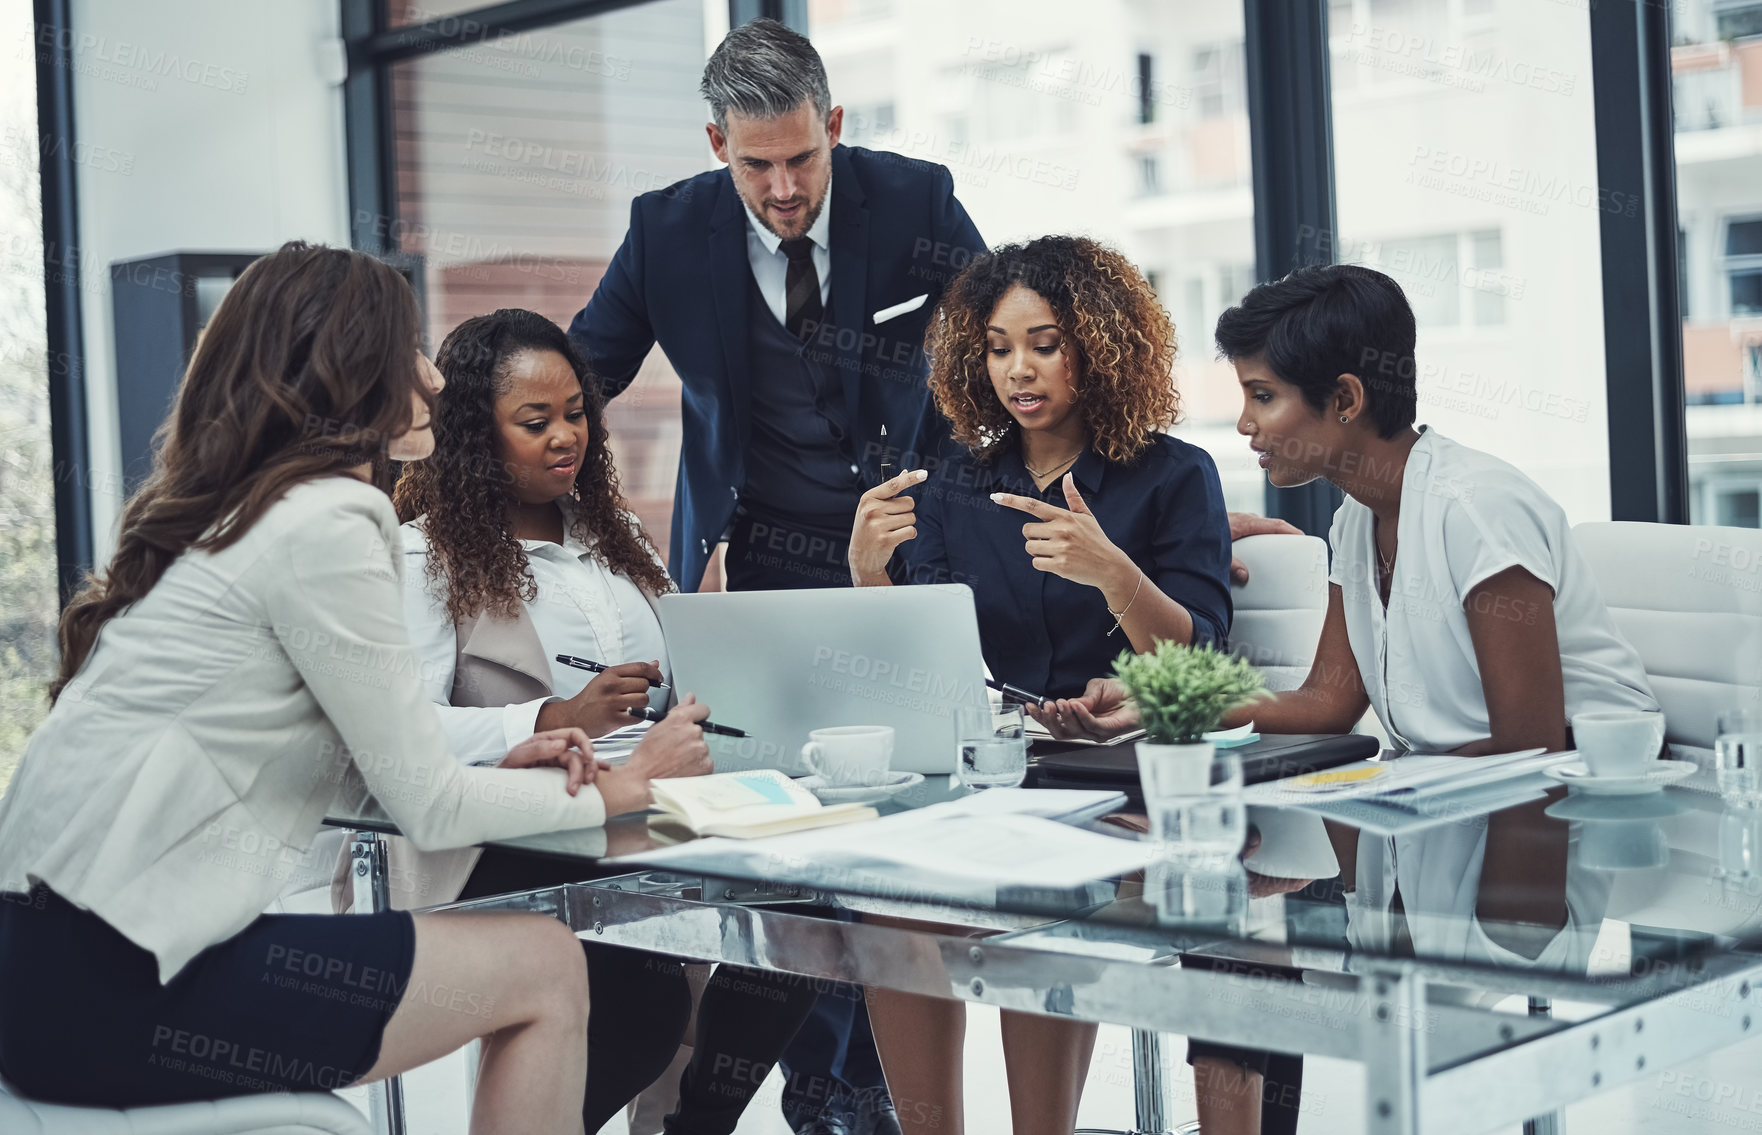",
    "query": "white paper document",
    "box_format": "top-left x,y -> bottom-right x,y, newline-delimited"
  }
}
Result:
1242,749 -> 1564,807
624,789 -> 1150,894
